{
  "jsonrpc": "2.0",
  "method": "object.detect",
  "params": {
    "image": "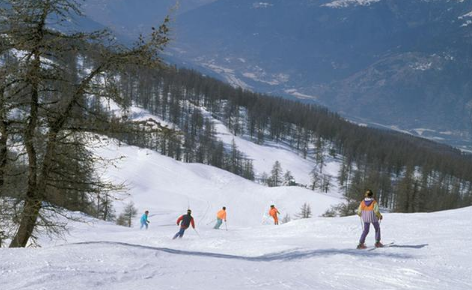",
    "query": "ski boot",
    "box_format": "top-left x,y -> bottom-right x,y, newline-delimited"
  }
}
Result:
375,241 -> 384,248
357,243 -> 367,249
